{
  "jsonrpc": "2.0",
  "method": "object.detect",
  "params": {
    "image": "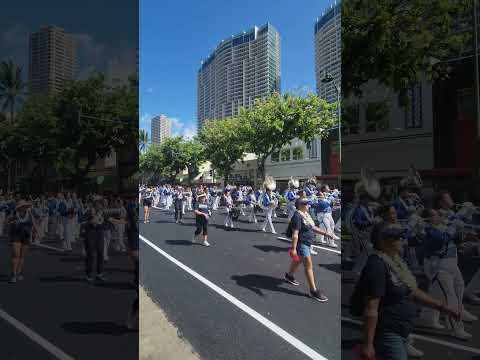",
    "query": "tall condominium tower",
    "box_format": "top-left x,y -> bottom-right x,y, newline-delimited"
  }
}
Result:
197,23 -> 281,130
315,1 -> 341,103
151,114 -> 172,144
29,25 -> 75,94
